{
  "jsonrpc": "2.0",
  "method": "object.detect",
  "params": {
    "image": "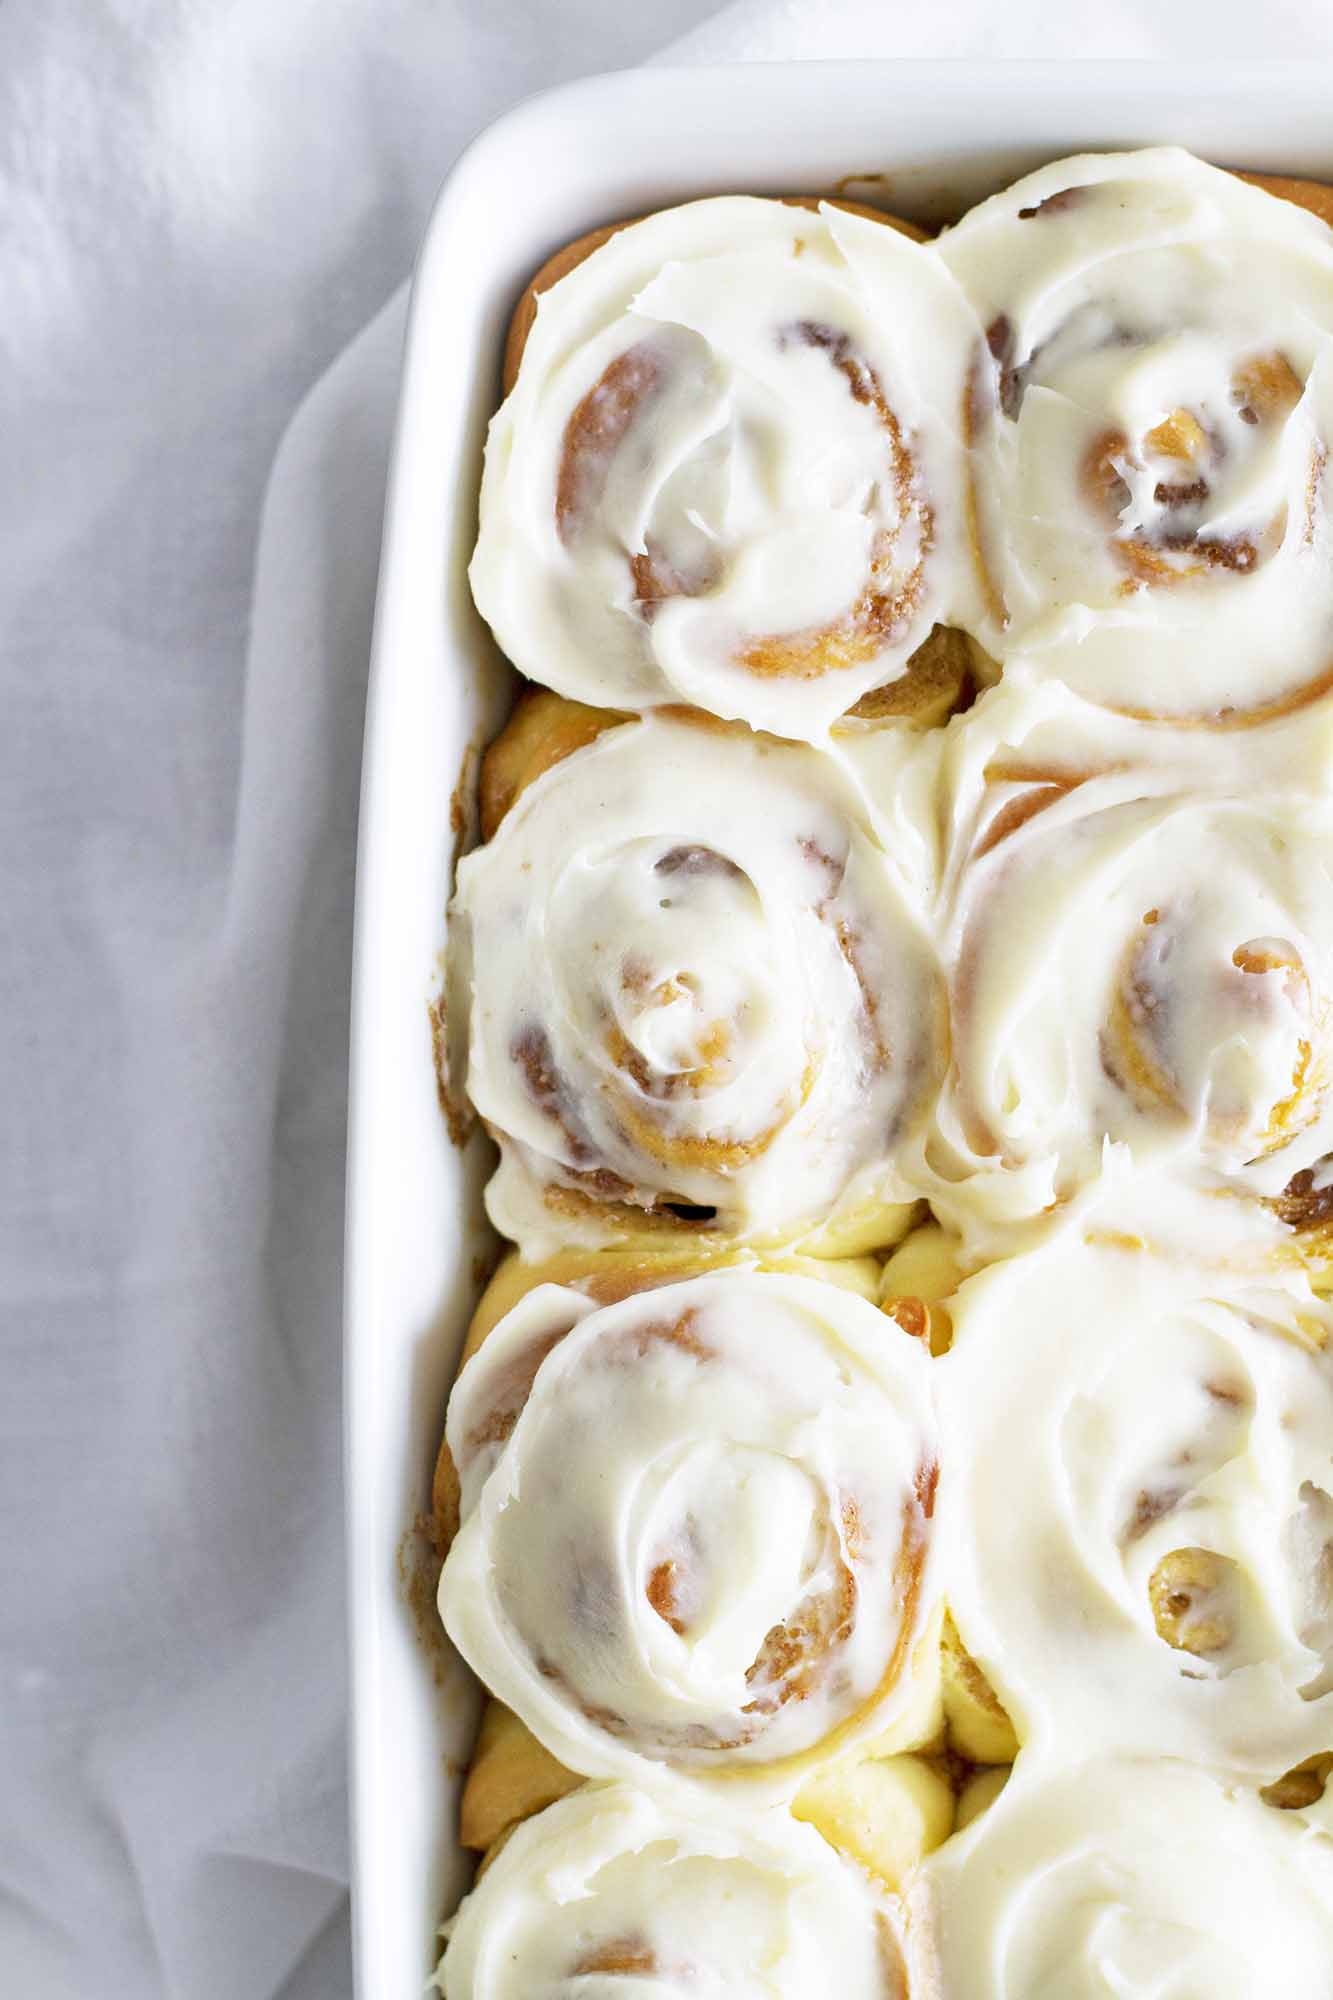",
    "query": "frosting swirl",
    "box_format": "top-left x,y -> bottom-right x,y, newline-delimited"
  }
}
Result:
471,196 -> 979,739
918,1755 -> 1333,1999
438,1268 -> 938,1792
942,1234 -> 1333,1773
927,689 -> 1333,1238
936,148 -> 1333,723
437,1782 -> 907,1998
451,712 -> 942,1254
